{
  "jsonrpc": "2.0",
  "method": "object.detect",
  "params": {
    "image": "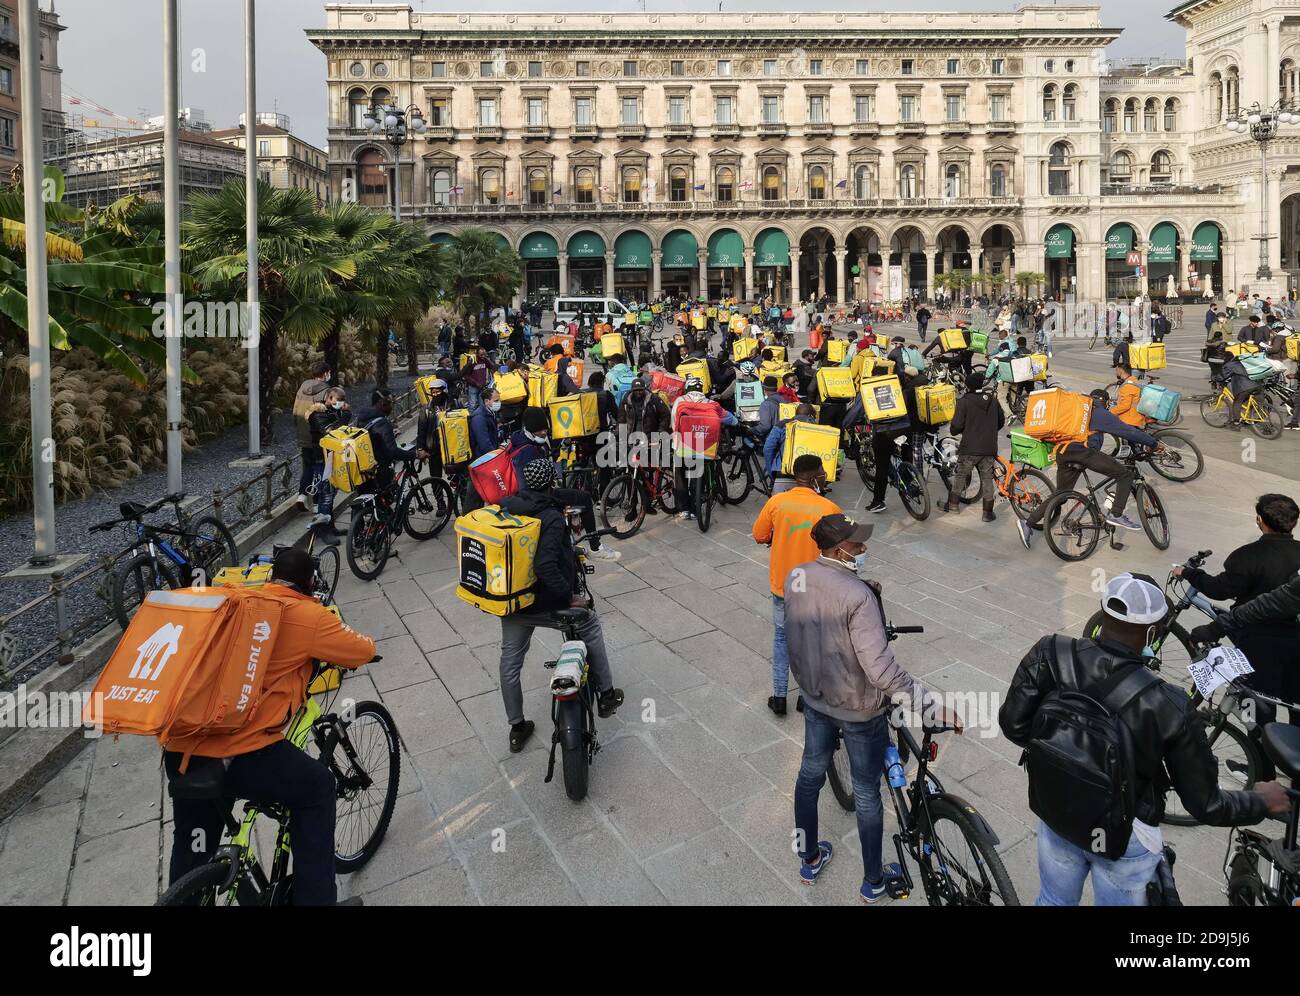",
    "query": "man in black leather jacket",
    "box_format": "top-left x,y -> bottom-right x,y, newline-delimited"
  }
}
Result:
1000,572 -> 1289,905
